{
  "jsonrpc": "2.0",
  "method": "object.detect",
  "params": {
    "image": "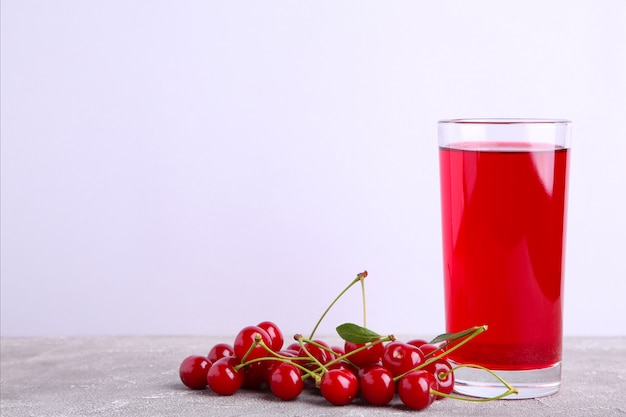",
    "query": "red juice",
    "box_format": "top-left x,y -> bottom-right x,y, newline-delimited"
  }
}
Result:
439,142 -> 569,370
